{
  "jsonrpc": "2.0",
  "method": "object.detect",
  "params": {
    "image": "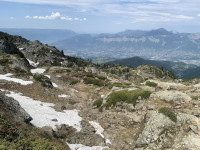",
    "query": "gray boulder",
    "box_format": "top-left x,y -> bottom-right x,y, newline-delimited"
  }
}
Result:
135,111 -> 175,147
0,90 -> 32,123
